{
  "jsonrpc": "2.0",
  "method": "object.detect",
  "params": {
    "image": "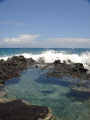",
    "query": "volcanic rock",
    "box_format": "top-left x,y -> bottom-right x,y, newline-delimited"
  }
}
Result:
54,60 -> 60,64
0,56 -> 36,83
0,100 -> 55,120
